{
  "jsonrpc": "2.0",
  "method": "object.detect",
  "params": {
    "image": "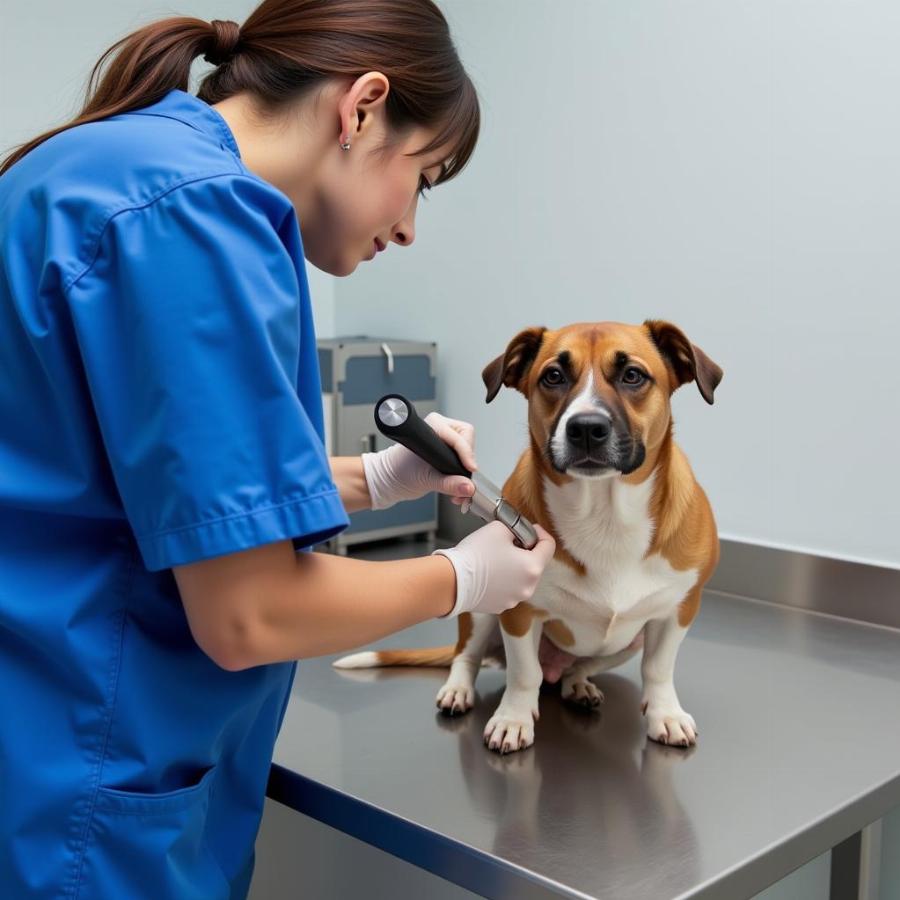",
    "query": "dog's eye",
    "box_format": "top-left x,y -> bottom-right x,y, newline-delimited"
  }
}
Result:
541,367 -> 566,387
622,367 -> 647,386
